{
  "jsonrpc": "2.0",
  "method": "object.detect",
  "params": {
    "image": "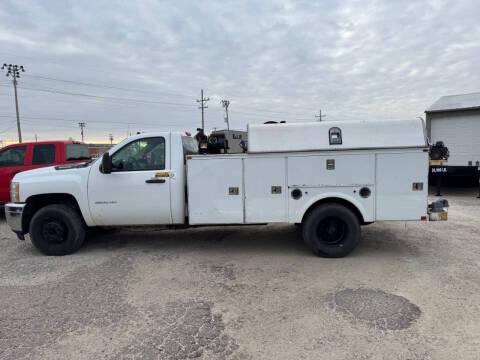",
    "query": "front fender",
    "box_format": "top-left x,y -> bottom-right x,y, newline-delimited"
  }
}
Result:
18,168 -> 94,226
